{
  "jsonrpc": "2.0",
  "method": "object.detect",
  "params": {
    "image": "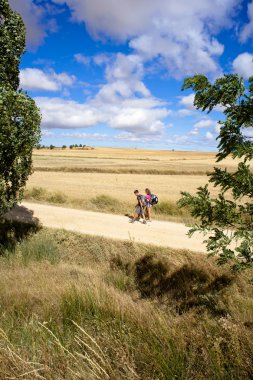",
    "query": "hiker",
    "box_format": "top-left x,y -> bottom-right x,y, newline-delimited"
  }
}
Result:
144,188 -> 152,222
130,190 -> 147,224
